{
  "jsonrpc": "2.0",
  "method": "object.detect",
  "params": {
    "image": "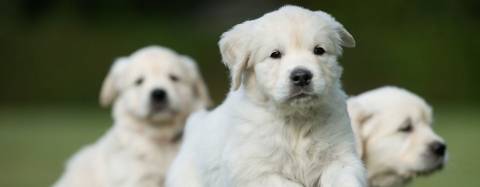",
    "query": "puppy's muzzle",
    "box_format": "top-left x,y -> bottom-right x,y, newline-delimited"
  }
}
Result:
150,88 -> 168,110
419,141 -> 447,174
290,68 -> 313,87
